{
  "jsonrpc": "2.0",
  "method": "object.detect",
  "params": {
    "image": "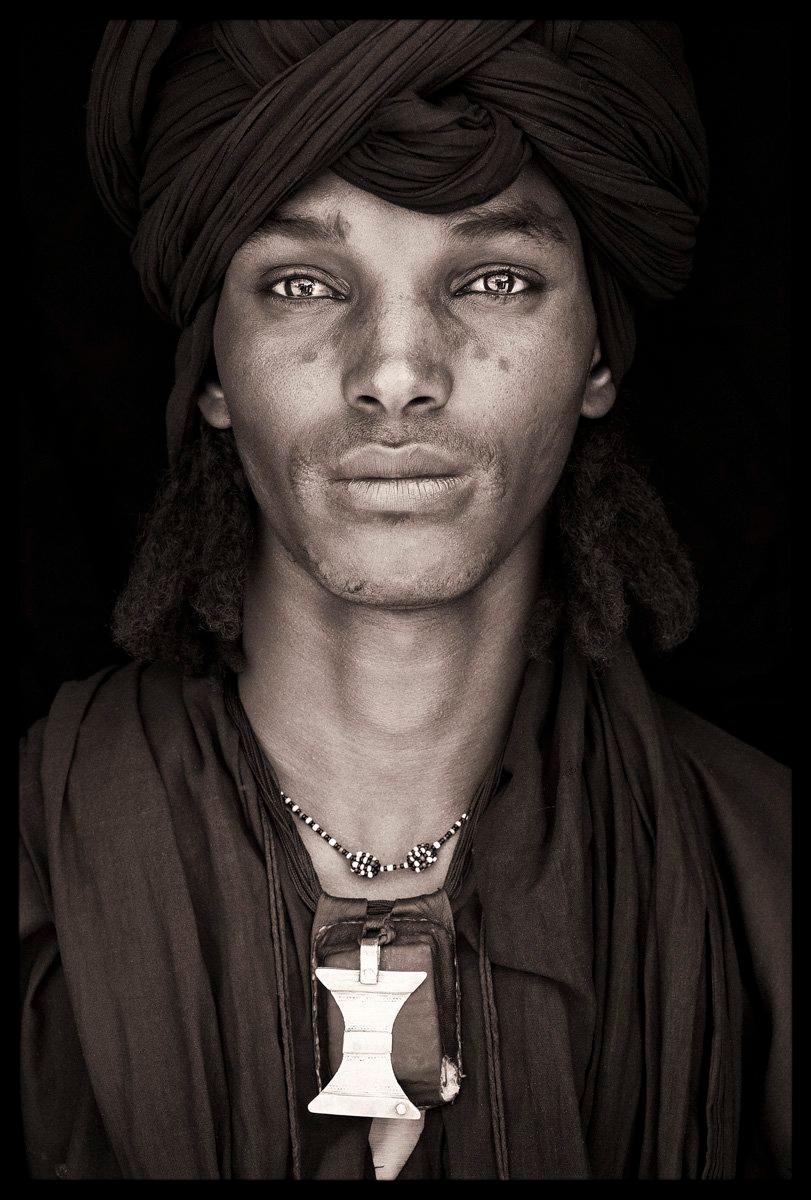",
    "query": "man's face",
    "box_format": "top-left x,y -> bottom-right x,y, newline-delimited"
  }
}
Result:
209,161 -> 607,608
